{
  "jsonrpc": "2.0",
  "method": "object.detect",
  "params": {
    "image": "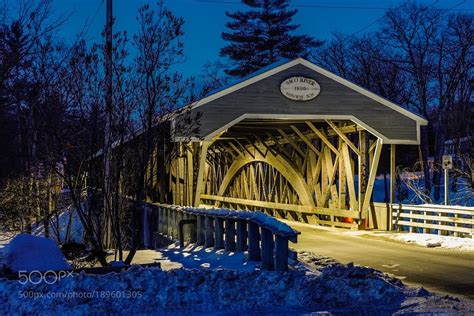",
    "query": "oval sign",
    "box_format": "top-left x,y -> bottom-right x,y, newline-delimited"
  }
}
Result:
280,76 -> 321,101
